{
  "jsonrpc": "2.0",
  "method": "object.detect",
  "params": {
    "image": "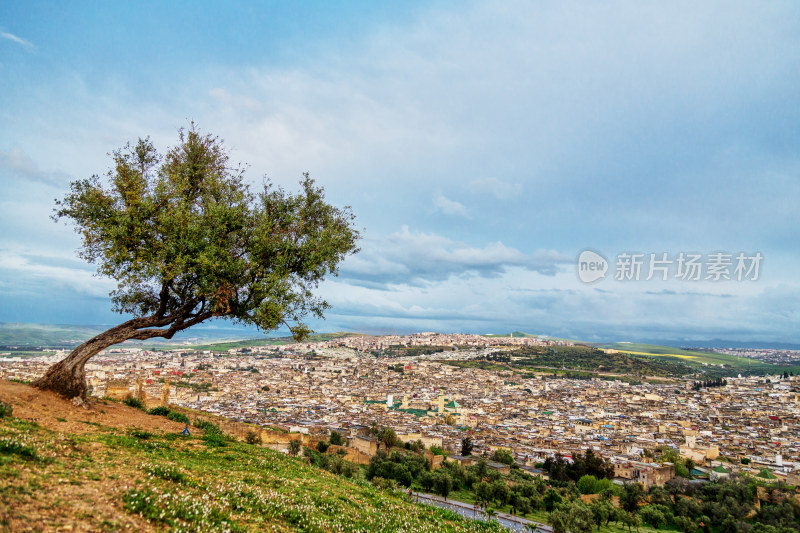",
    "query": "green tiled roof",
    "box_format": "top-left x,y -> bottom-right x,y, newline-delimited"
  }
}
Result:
757,469 -> 777,479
